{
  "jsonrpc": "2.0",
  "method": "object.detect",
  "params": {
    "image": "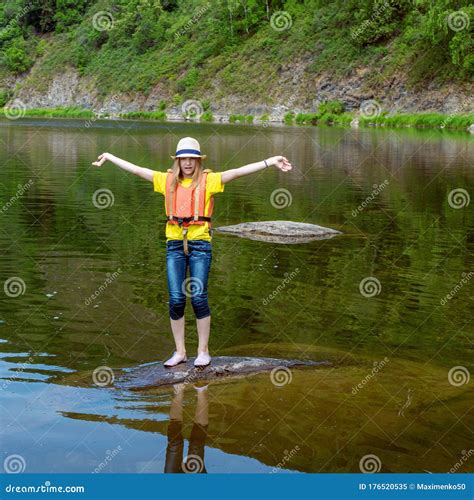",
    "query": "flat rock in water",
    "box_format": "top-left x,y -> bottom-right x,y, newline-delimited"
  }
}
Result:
116,356 -> 329,390
214,221 -> 341,243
